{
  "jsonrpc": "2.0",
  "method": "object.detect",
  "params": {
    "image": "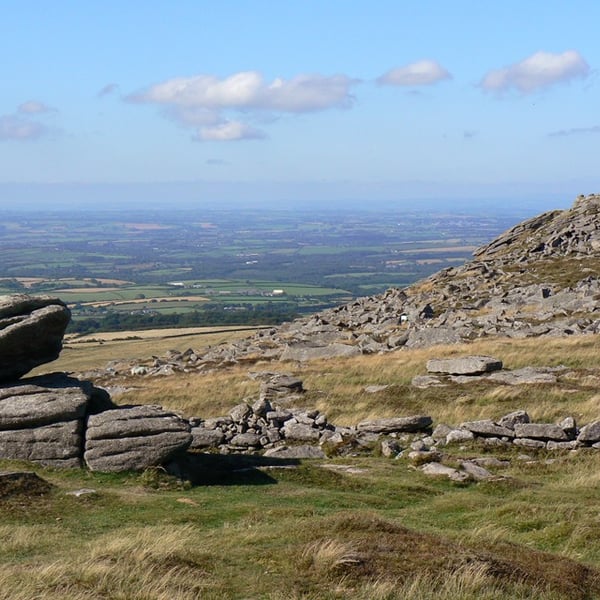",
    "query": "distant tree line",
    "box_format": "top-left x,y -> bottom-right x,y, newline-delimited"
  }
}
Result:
66,302 -> 300,334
